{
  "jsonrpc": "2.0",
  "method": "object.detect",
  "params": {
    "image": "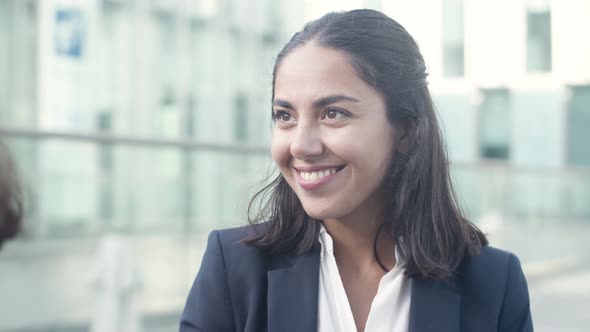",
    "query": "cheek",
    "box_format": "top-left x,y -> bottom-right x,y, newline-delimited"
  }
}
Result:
372,137 -> 395,173
327,127 -> 387,156
348,127 -> 395,169
270,134 -> 290,167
